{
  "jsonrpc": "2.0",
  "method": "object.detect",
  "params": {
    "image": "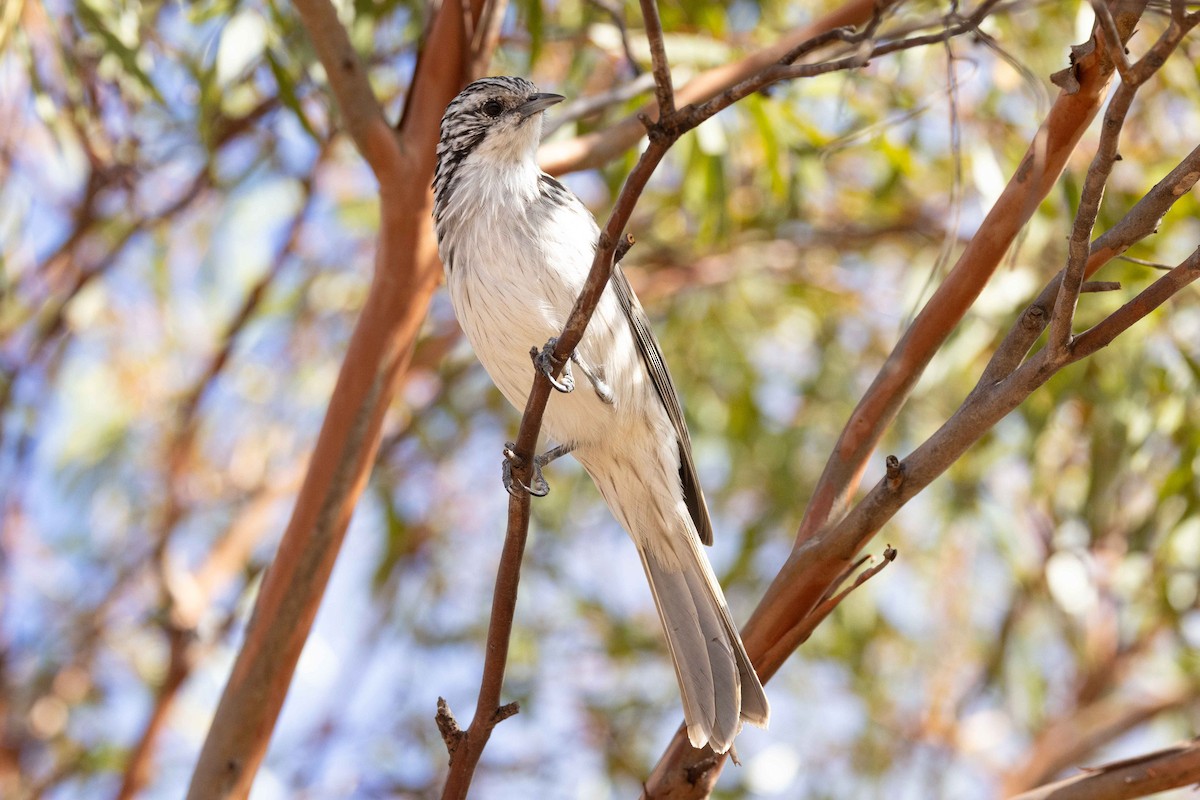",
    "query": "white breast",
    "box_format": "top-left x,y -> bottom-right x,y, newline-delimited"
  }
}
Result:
440,159 -> 653,450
